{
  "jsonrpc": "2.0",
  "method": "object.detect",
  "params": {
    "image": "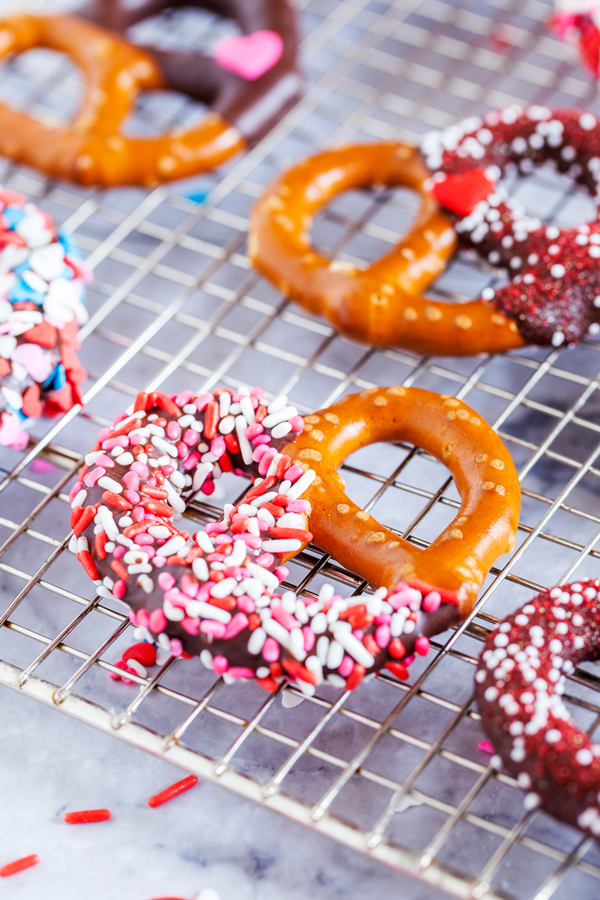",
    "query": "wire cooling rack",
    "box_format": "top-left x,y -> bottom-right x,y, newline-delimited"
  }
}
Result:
4,0 -> 600,898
